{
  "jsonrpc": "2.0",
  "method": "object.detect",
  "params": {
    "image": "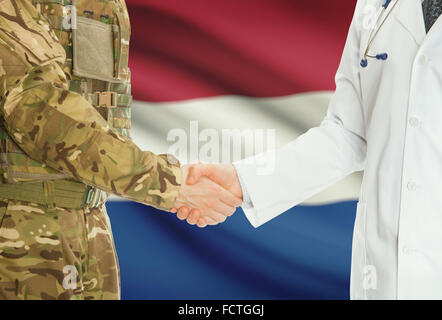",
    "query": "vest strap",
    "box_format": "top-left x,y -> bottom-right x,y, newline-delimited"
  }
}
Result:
87,91 -> 132,107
